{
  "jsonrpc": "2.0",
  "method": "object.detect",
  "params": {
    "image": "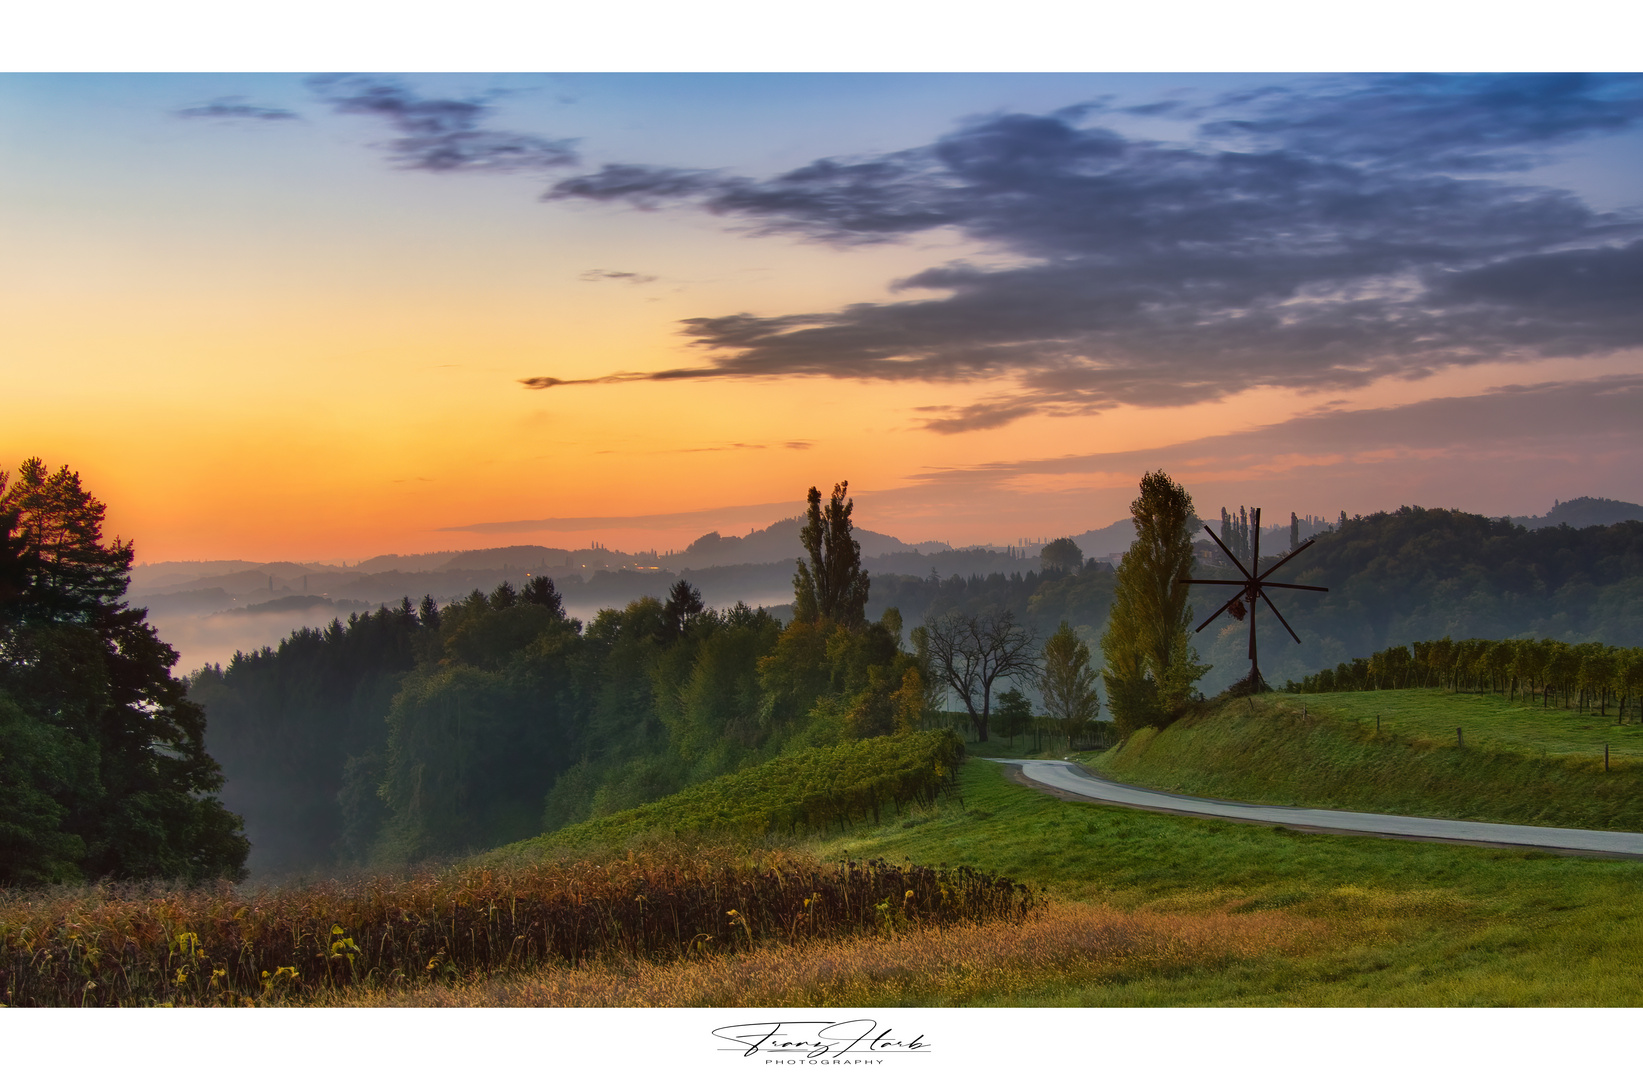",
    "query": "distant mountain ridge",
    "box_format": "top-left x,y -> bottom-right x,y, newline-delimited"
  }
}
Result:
1512,496 -> 1643,530
132,494 -> 1643,677
674,516 -> 947,568
1068,519 -> 1137,560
